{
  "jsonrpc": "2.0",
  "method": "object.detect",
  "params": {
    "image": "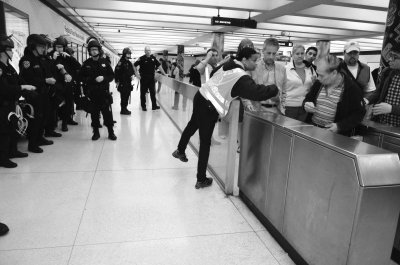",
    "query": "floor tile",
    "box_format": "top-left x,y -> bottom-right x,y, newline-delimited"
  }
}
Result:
0,172 -> 93,250
75,168 -> 252,245
70,233 -> 279,265
256,230 -> 291,263
0,247 -> 71,265
230,196 -> 267,232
